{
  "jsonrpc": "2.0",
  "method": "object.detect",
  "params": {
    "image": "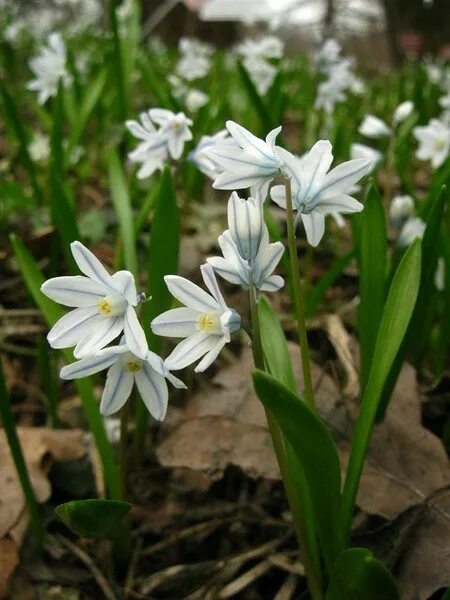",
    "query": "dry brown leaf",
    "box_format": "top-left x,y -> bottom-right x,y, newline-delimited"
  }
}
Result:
157,344 -> 340,481
340,364 -> 450,520
0,427 -> 85,598
396,490 -> 450,600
